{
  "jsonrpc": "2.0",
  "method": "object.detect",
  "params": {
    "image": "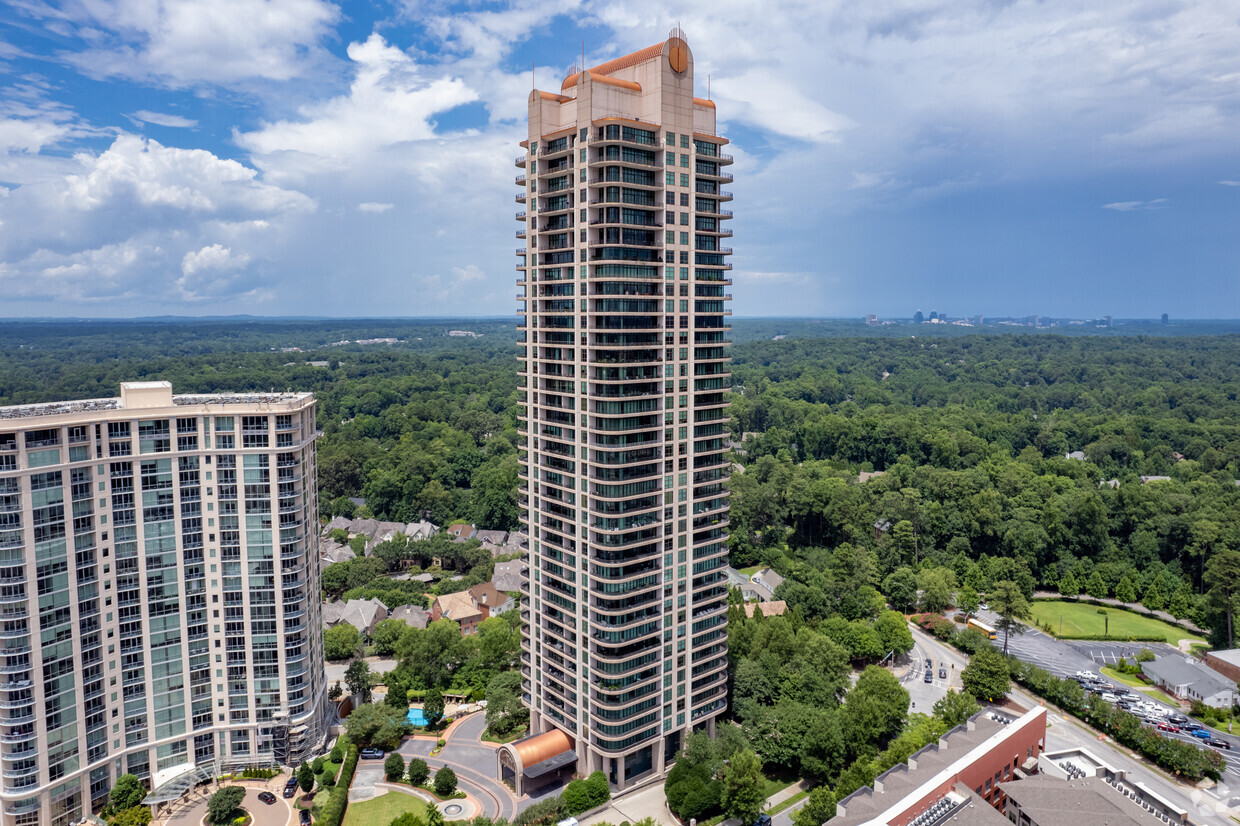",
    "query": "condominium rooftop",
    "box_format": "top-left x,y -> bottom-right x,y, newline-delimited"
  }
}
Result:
0,381 -> 312,420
